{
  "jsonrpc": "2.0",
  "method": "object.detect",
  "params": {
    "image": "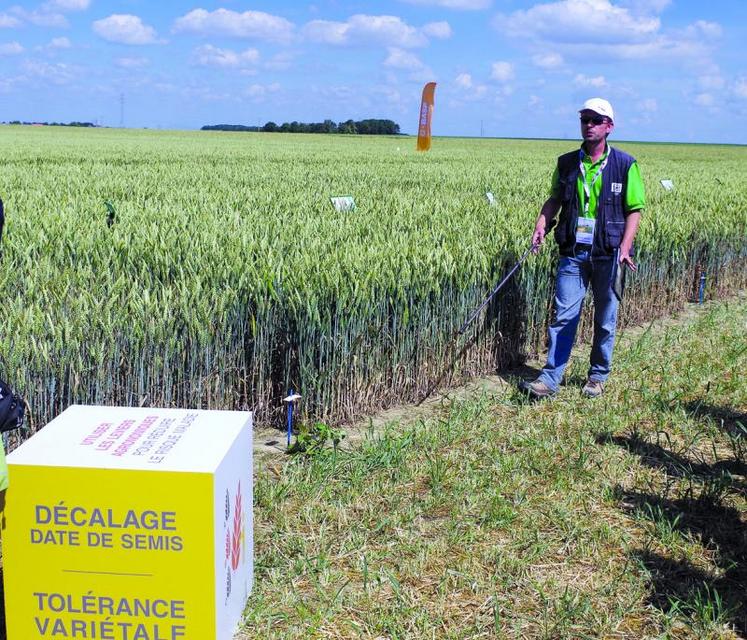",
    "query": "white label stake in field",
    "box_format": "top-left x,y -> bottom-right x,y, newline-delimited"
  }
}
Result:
485,192 -> 496,206
660,179 -> 674,191
330,196 -> 356,212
